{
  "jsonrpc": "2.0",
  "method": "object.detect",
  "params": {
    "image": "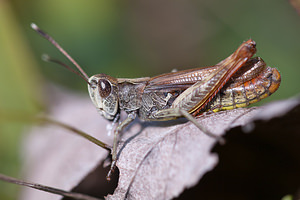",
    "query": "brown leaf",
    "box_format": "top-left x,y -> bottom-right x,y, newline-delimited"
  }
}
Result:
109,97 -> 300,200
107,109 -> 254,199
289,0 -> 300,14
20,87 -> 300,200
20,87 -> 113,200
